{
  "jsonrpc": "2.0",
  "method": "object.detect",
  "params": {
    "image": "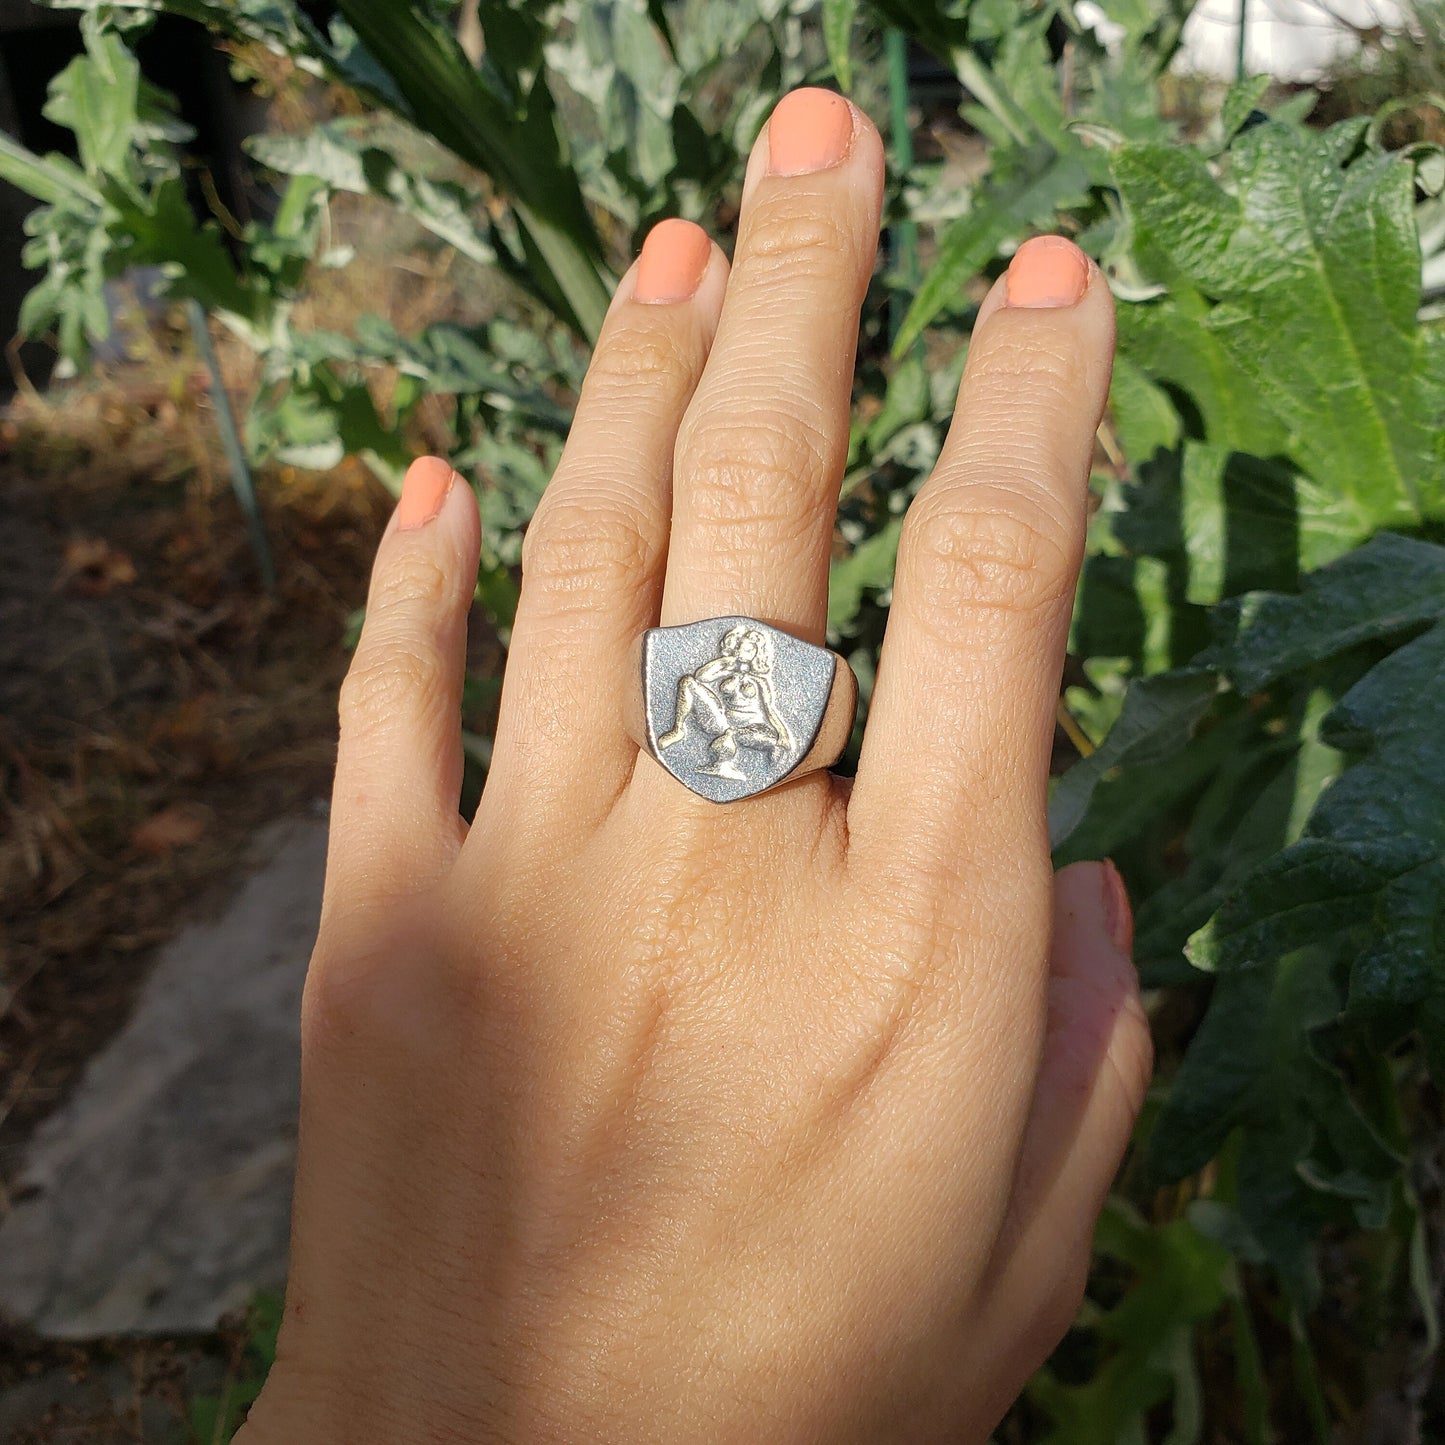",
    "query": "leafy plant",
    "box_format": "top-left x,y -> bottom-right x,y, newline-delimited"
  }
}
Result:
1,0 -> 1442,1437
